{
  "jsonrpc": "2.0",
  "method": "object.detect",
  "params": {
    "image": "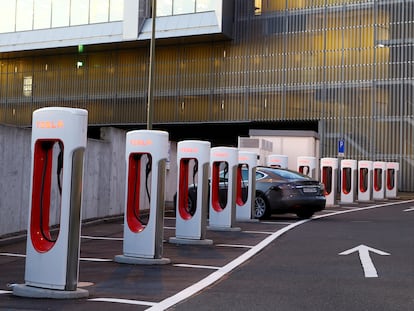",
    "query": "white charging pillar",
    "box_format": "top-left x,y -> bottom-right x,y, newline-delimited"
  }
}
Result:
373,161 -> 386,200
320,158 -> 338,207
14,107 -> 88,299
236,151 -> 257,221
297,156 -> 317,178
340,159 -> 357,204
358,160 -> 373,202
208,147 -> 240,231
386,162 -> 399,199
115,130 -> 170,265
169,140 -> 212,245
267,154 -> 288,168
